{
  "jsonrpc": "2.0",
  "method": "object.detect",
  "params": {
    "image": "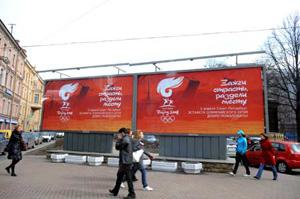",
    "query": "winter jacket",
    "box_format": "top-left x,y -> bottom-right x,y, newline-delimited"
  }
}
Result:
236,137 -> 247,155
7,130 -> 24,161
116,135 -> 133,165
260,138 -> 276,165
